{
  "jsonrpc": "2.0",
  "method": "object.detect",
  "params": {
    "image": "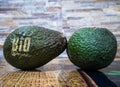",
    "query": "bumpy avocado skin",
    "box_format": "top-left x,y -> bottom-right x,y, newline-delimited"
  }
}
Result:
4,26 -> 67,70
67,27 -> 117,70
